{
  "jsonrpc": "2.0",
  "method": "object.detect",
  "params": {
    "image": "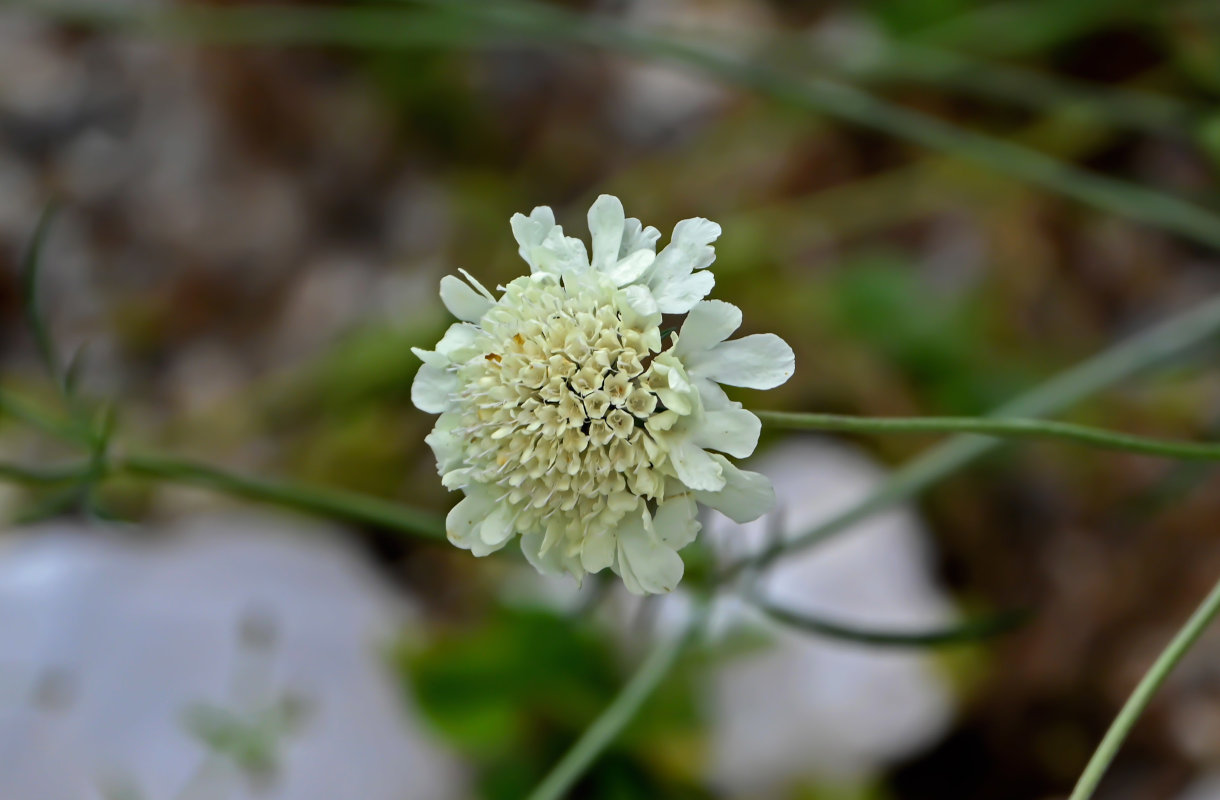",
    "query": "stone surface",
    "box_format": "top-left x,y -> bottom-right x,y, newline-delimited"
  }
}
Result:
0,514 -> 466,800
